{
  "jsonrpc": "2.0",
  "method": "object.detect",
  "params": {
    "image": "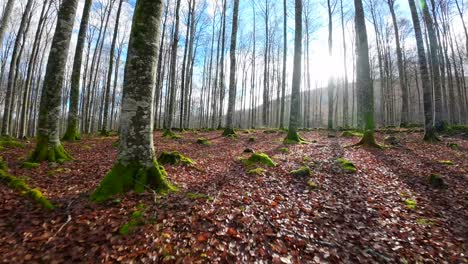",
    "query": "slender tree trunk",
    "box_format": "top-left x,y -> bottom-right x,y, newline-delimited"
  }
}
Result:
285,0 -> 303,143
223,0 -> 240,136
101,0 -> 124,135
29,0 -> 79,162
408,0 -> 438,141
0,0 -> 14,49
